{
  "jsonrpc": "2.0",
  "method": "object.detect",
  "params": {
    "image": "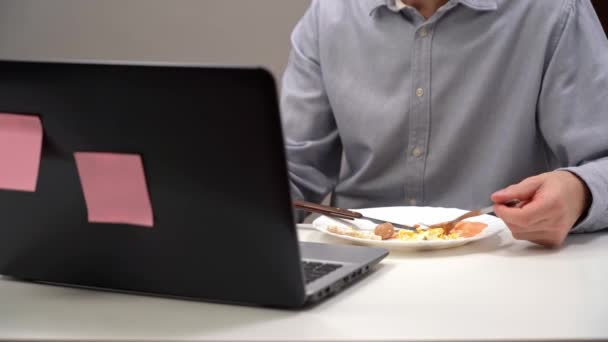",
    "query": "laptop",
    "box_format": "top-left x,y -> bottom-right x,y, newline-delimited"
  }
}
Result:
0,60 -> 388,308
